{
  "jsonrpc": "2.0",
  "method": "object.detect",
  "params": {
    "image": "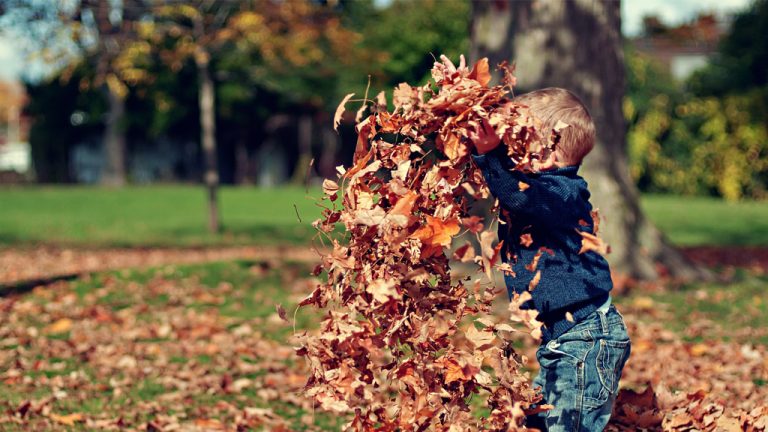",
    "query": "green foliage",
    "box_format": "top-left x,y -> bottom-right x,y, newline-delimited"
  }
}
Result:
625,49 -> 768,200
24,64 -> 106,183
688,0 -> 768,96
357,0 -> 470,88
